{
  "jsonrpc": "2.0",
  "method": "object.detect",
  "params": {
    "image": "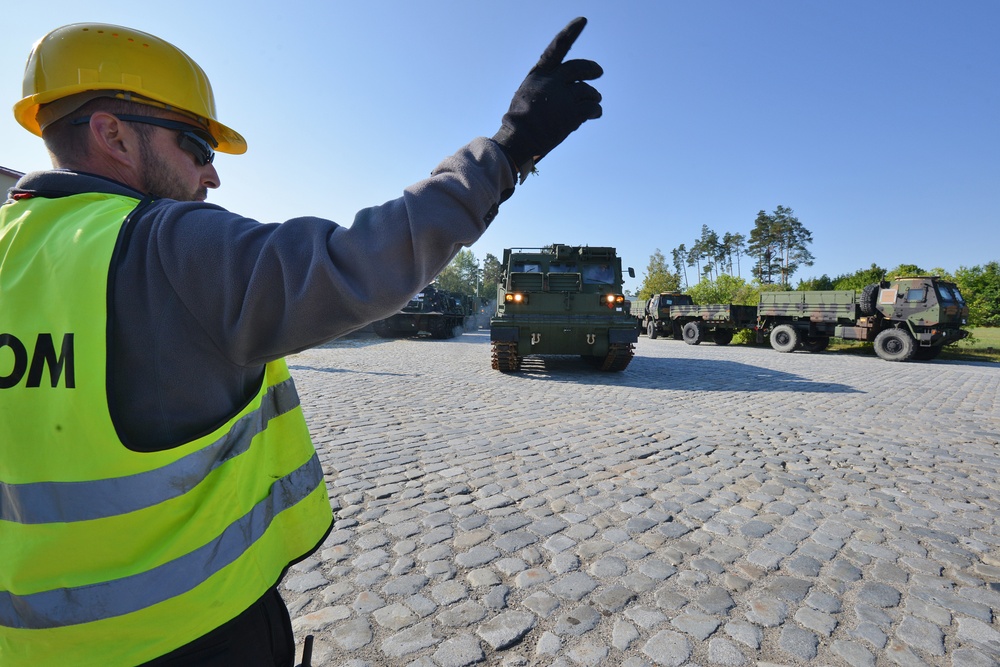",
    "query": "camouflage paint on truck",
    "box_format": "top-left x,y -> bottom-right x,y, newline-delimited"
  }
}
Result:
757,276 -> 969,361
490,244 -> 638,372
670,304 -> 758,346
